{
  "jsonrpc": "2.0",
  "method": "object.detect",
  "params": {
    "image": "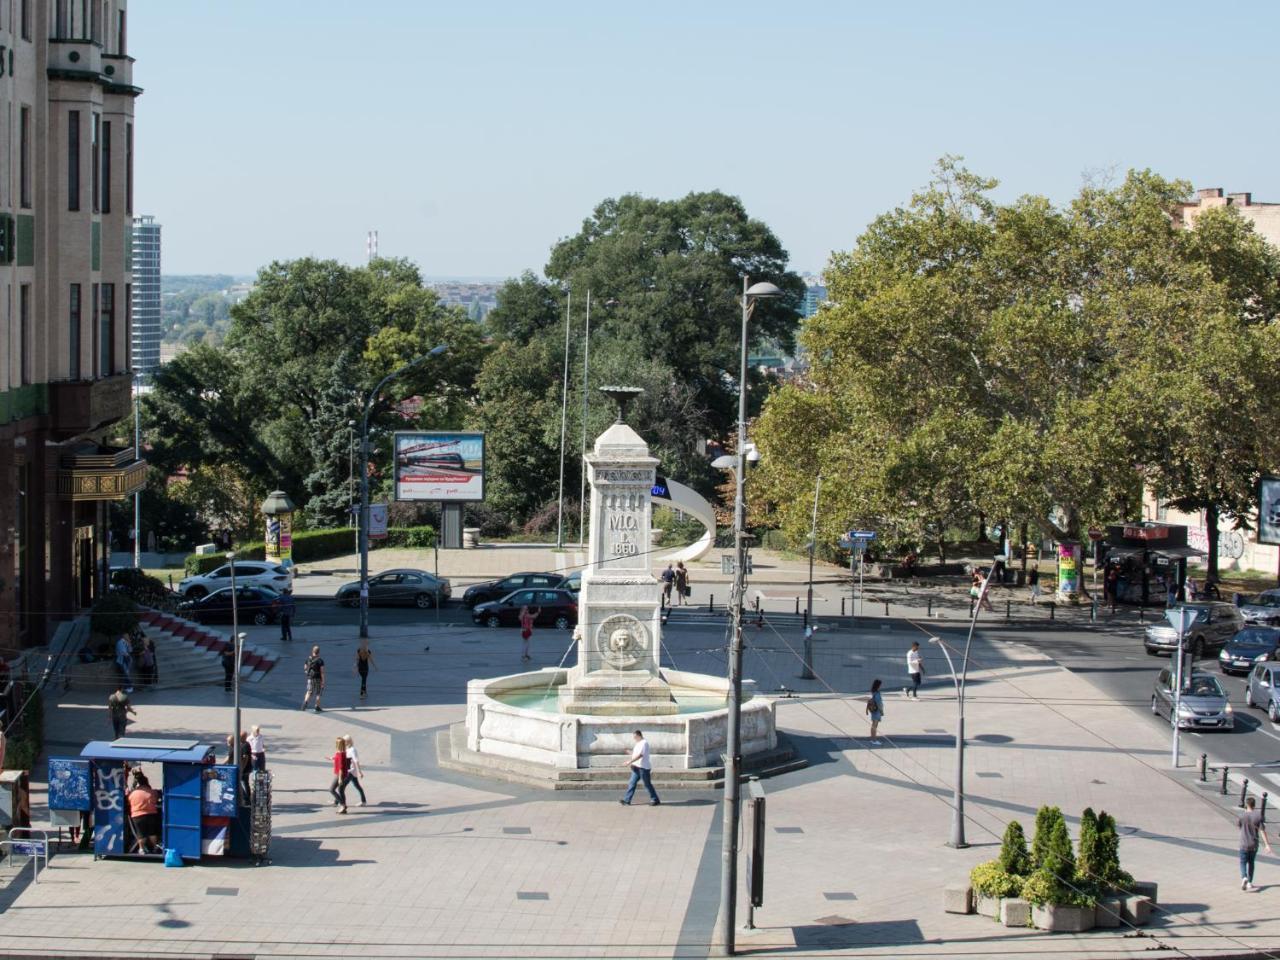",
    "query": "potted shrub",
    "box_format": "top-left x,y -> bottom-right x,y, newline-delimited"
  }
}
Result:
970,820 -> 1034,919
1026,806 -> 1096,932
